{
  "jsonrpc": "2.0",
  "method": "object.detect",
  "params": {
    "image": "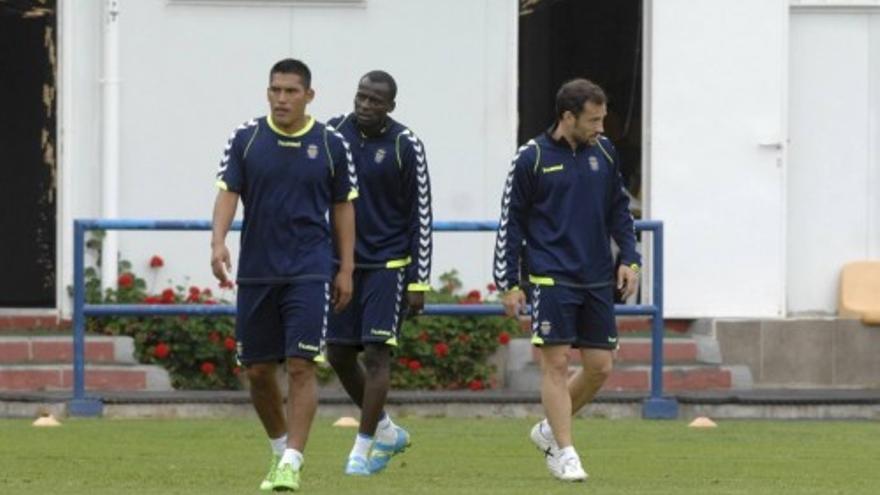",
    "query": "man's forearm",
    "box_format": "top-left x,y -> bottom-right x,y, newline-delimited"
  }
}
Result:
332,201 -> 355,271
212,191 -> 239,246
